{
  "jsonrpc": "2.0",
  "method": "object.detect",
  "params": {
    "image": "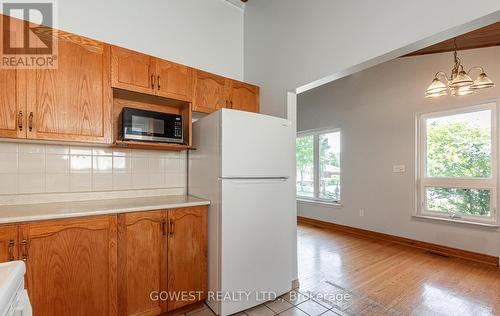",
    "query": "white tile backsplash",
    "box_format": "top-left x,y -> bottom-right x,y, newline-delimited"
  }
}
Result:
19,143 -> 44,154
19,153 -> 45,173
0,142 -> 187,196
45,174 -> 70,193
0,153 -> 18,172
0,143 -> 18,153
70,155 -> 92,173
93,156 -> 113,173
70,174 -> 92,192
19,173 -> 45,194
92,174 -> 113,191
46,155 -> 70,173
112,173 -> 132,190
0,173 -> 18,194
